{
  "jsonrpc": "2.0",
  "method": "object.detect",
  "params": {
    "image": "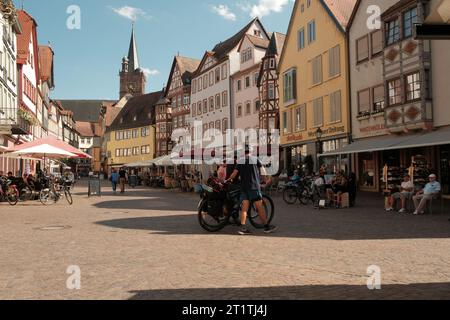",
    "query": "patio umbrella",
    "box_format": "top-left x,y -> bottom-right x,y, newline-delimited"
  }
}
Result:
11,145 -> 76,159
12,136 -> 91,159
